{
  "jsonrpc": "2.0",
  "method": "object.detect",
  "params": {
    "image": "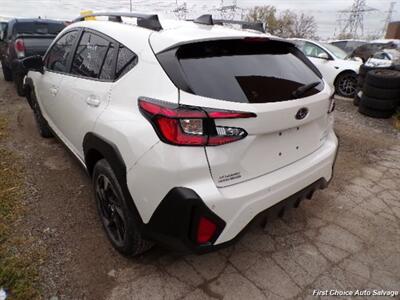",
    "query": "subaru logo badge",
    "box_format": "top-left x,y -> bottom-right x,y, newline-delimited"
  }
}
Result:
295,108 -> 309,120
